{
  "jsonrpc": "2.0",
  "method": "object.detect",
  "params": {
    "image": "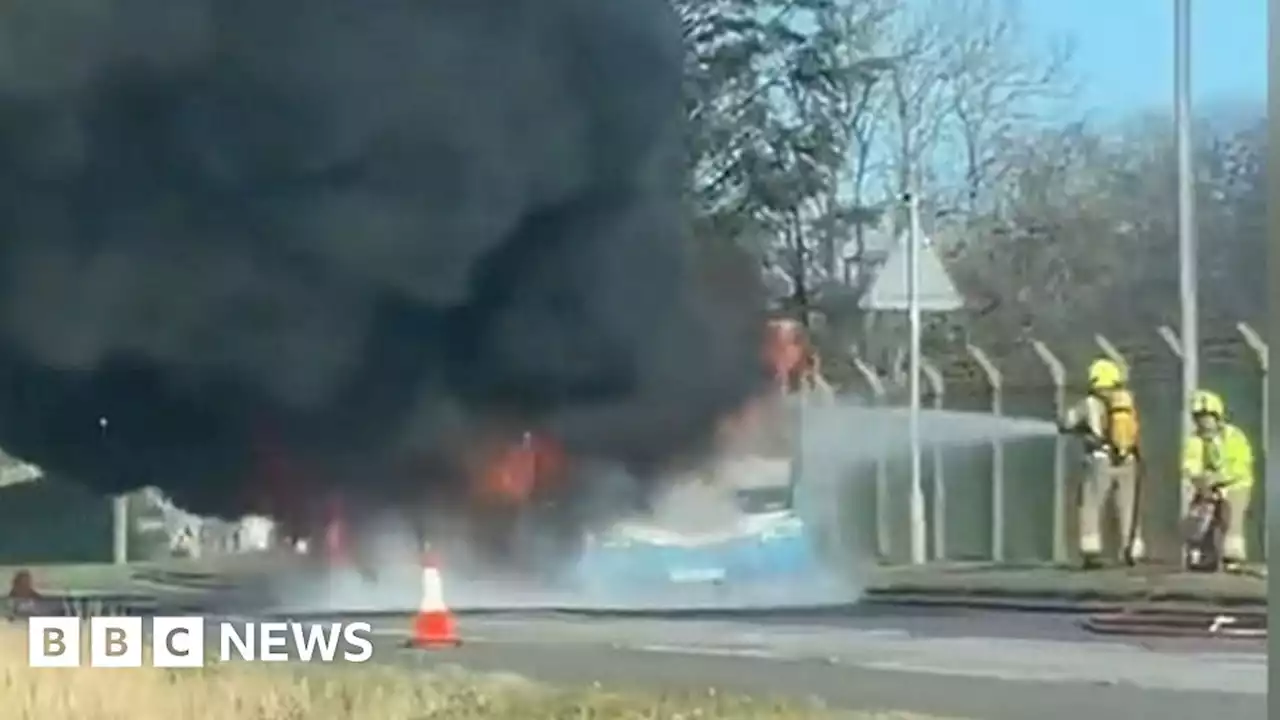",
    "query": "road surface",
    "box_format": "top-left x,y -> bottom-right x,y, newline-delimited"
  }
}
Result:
226,607 -> 1266,719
